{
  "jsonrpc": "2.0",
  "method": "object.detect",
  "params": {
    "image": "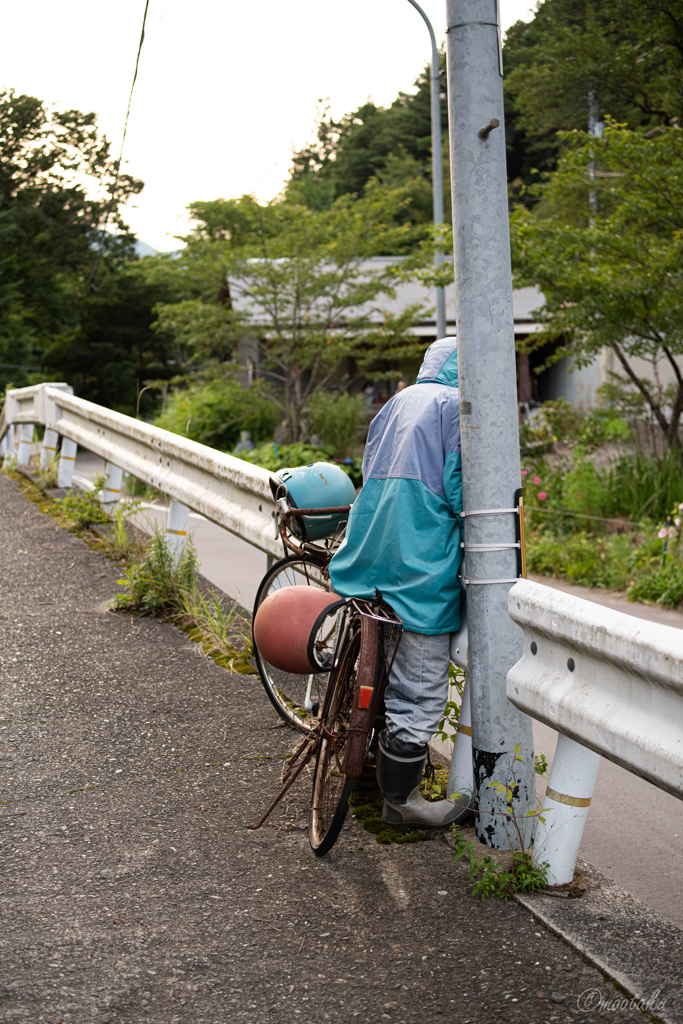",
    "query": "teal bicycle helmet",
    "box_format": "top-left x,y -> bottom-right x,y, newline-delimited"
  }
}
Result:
270,462 -> 356,541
